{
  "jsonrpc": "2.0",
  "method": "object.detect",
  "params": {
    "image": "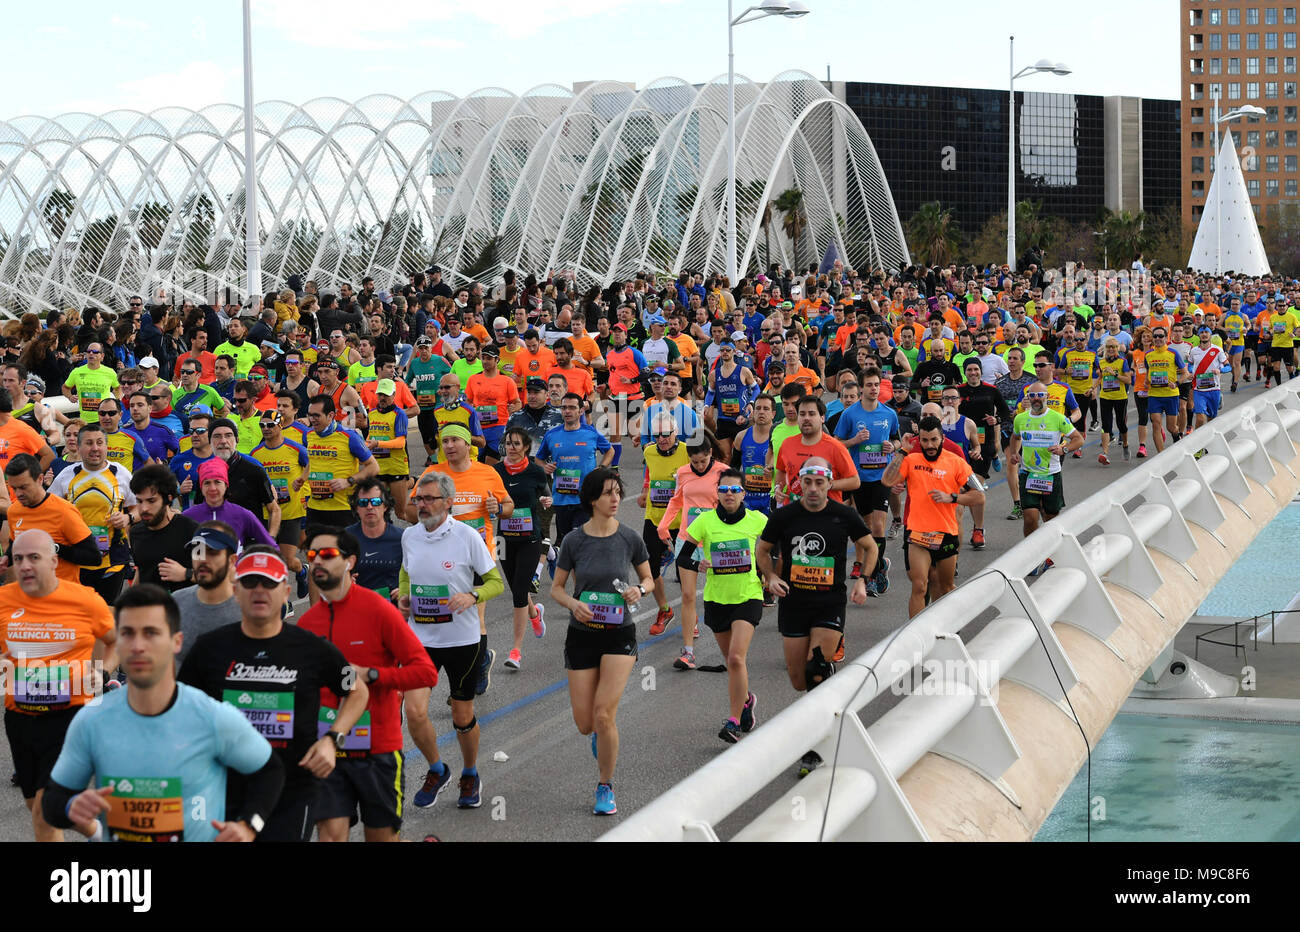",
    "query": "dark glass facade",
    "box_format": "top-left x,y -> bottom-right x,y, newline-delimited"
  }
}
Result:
844,81 -> 1176,235
1143,98 -> 1183,212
